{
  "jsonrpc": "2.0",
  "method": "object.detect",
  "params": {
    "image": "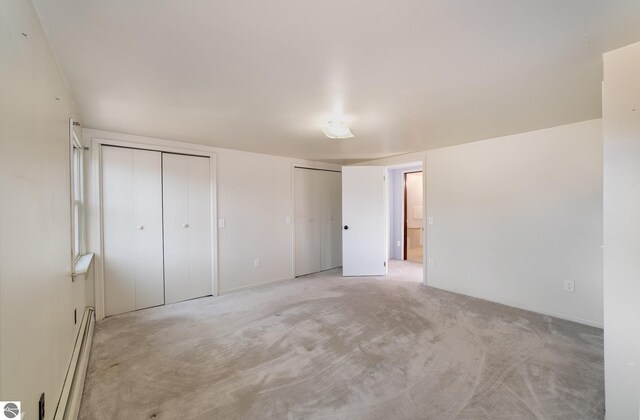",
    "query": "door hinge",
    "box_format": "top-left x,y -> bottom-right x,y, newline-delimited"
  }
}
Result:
384,261 -> 386,267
